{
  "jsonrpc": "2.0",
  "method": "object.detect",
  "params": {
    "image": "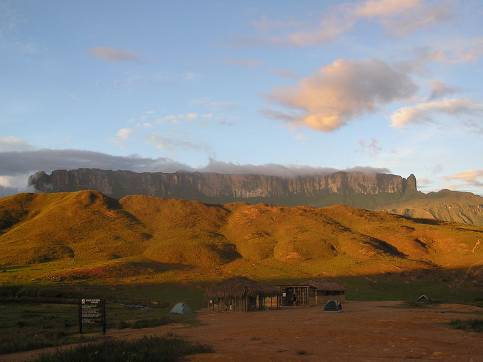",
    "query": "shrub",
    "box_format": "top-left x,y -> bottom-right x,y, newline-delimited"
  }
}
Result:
449,319 -> 483,332
34,336 -> 212,362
